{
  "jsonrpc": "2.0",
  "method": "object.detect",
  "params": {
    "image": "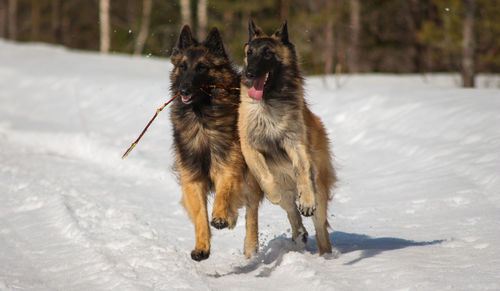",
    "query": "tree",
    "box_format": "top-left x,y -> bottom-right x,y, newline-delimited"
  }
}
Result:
134,0 -> 153,55
100,0 -> 110,53
180,0 -> 191,27
51,0 -> 61,43
348,0 -> 361,73
31,0 -> 40,41
405,0 -> 430,73
462,0 -> 475,87
0,0 -> 6,38
323,0 -> 335,75
280,0 -> 289,20
197,0 -> 207,40
7,0 -> 16,40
